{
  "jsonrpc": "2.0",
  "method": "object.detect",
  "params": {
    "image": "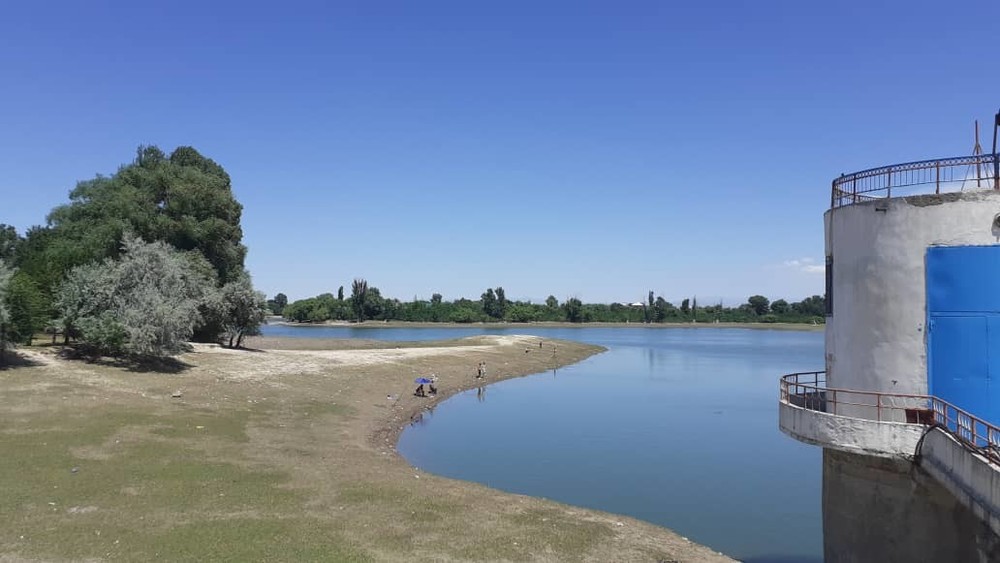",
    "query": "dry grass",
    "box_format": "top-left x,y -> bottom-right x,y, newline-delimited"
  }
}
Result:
0,336 -> 733,562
